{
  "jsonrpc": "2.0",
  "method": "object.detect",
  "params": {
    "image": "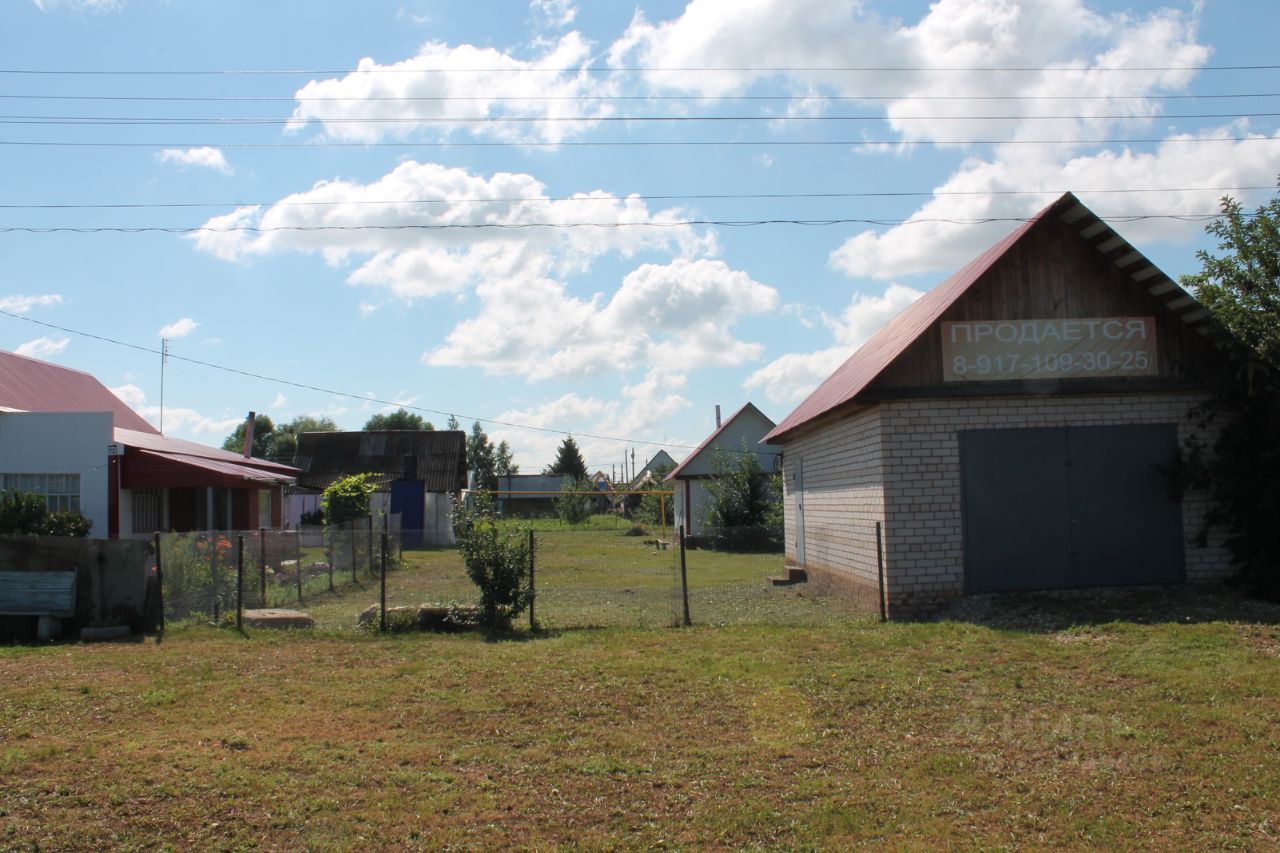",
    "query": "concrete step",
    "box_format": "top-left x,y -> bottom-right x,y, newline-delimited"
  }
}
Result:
769,566 -> 808,586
